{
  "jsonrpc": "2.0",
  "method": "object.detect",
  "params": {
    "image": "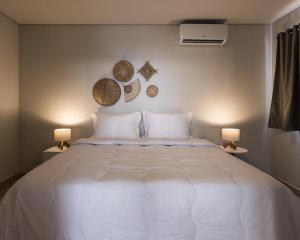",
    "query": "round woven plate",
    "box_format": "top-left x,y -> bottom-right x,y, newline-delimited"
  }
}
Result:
124,79 -> 141,103
92,78 -> 121,106
113,60 -> 134,82
146,85 -> 158,97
